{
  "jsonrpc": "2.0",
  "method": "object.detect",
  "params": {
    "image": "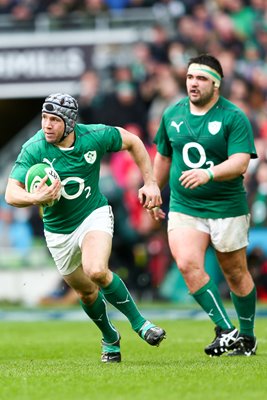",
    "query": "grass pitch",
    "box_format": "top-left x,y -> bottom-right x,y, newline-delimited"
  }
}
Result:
0,317 -> 266,400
